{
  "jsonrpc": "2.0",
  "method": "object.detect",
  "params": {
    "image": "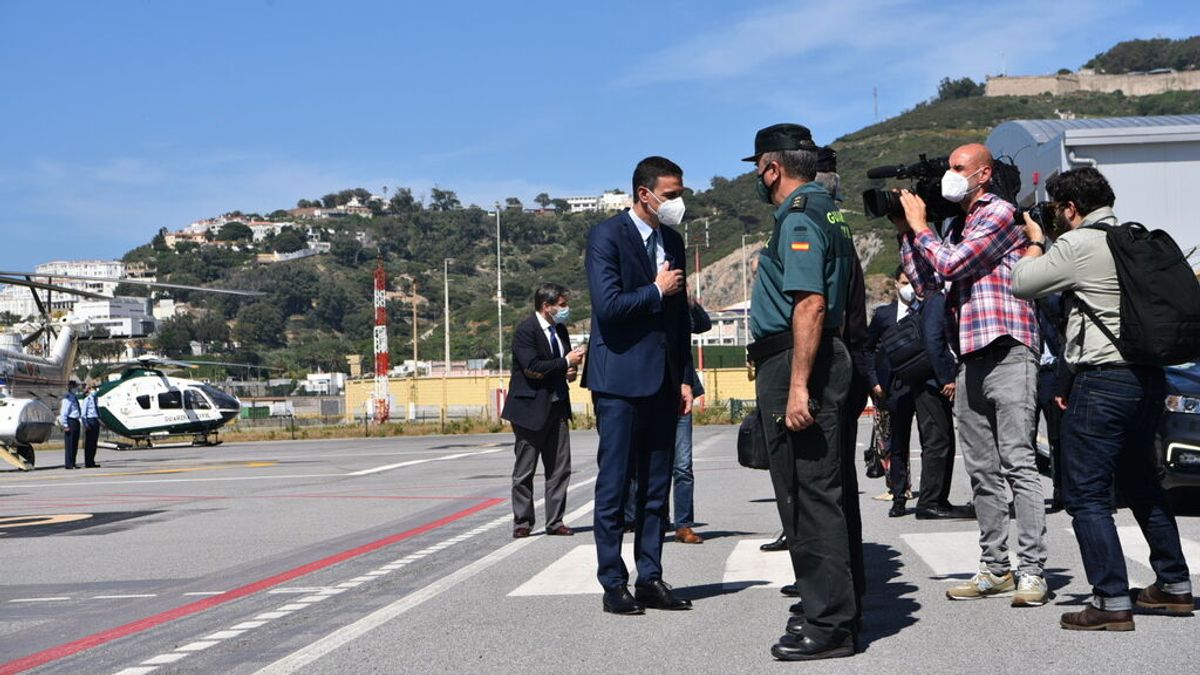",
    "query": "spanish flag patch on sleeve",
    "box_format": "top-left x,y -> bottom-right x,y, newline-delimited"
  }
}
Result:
790,242 -> 810,251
